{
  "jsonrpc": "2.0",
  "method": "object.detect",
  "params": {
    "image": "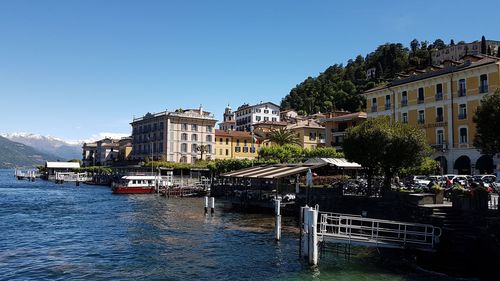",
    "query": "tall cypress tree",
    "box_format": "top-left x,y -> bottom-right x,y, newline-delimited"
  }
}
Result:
481,36 -> 487,54
487,45 -> 492,55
